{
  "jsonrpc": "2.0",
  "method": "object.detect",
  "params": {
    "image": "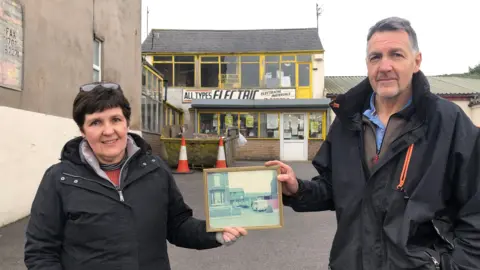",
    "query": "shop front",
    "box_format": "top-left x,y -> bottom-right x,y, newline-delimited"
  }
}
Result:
190,99 -> 330,161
